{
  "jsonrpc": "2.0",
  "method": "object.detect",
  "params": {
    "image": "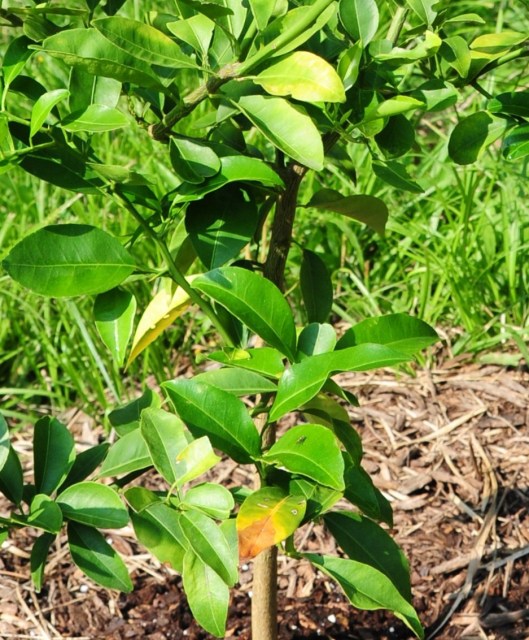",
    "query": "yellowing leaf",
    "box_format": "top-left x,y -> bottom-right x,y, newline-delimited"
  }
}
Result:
236,487 -> 305,560
127,276 -> 197,365
253,51 -> 346,103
